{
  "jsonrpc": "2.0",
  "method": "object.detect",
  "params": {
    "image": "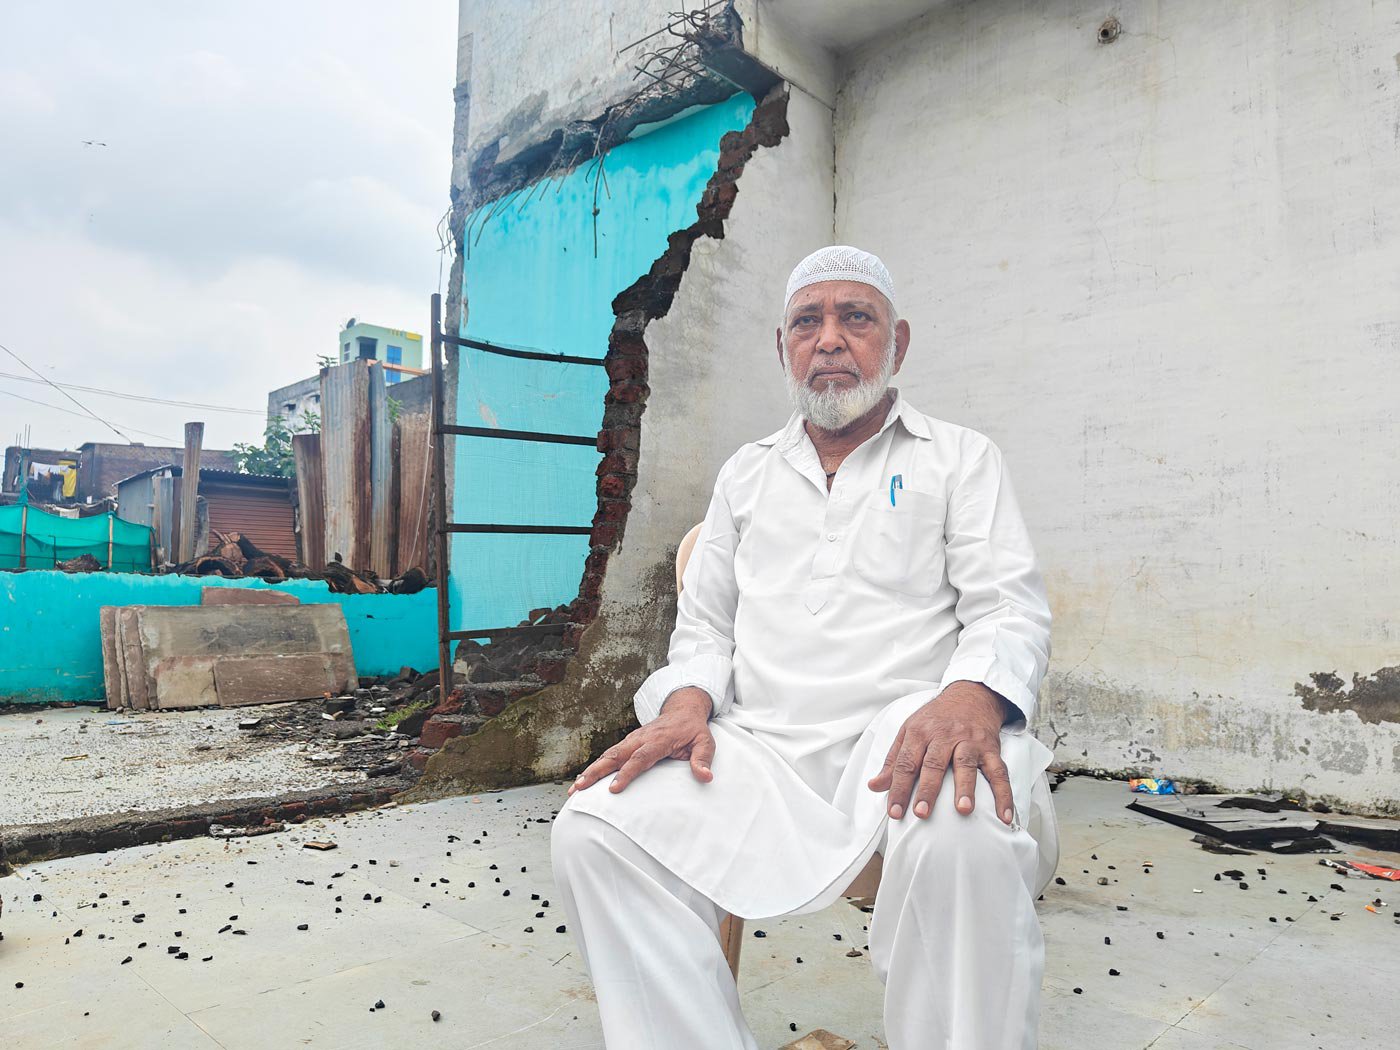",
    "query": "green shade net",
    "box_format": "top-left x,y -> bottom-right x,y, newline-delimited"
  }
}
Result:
0,505 -> 152,572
